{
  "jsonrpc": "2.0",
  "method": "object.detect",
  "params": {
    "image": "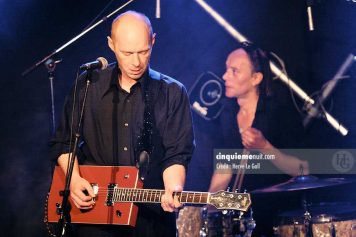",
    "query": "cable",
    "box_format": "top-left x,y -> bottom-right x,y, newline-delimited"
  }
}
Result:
82,0 -> 116,32
269,51 -> 304,116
